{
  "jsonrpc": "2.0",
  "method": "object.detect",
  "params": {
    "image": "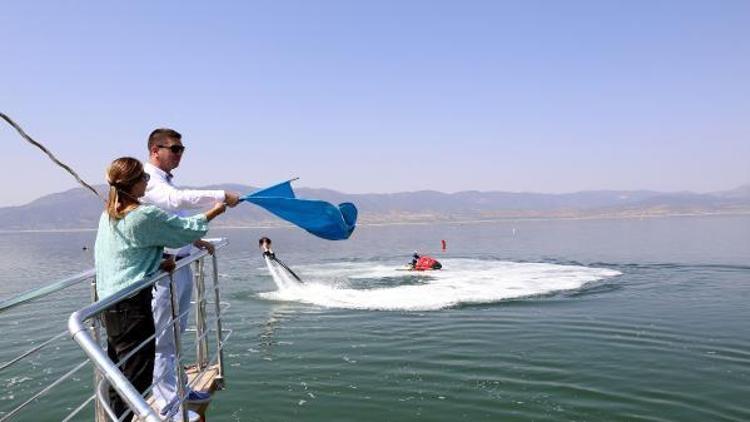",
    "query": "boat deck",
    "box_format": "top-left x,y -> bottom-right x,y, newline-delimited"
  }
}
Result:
135,363 -> 223,421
